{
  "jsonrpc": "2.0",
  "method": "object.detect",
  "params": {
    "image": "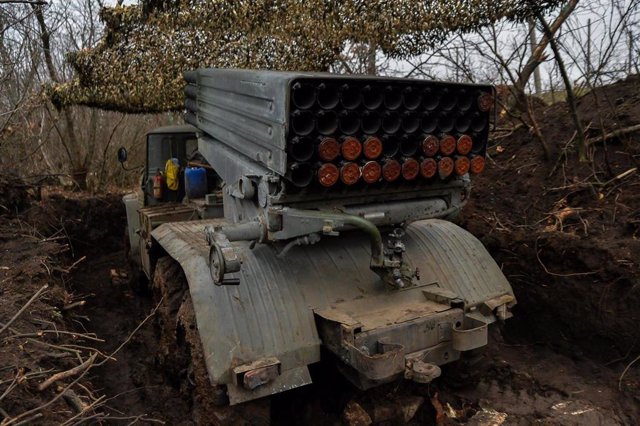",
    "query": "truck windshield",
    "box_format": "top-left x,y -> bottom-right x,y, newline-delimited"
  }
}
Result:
146,133 -> 197,177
